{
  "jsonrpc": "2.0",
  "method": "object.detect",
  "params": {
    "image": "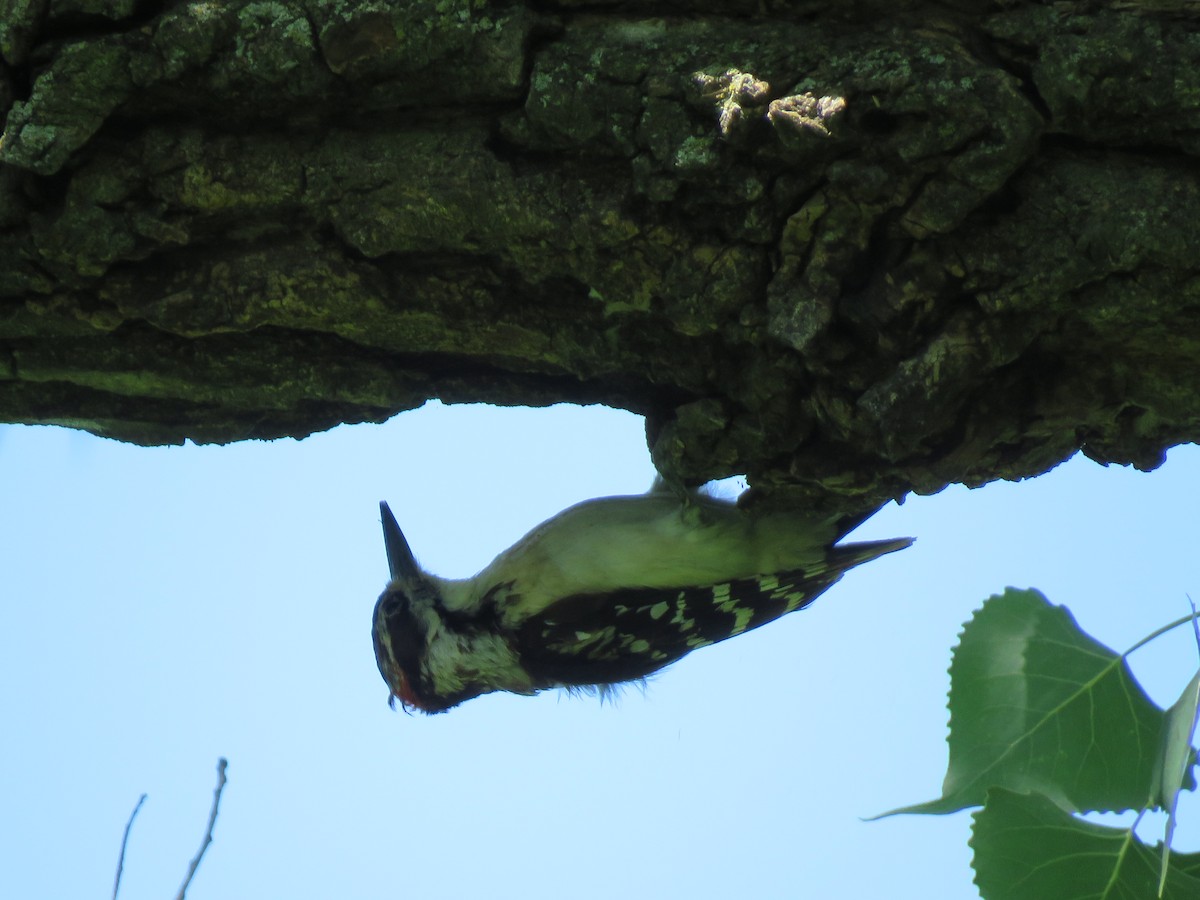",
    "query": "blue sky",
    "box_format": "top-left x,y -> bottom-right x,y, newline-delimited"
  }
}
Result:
2,403 -> 1197,899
